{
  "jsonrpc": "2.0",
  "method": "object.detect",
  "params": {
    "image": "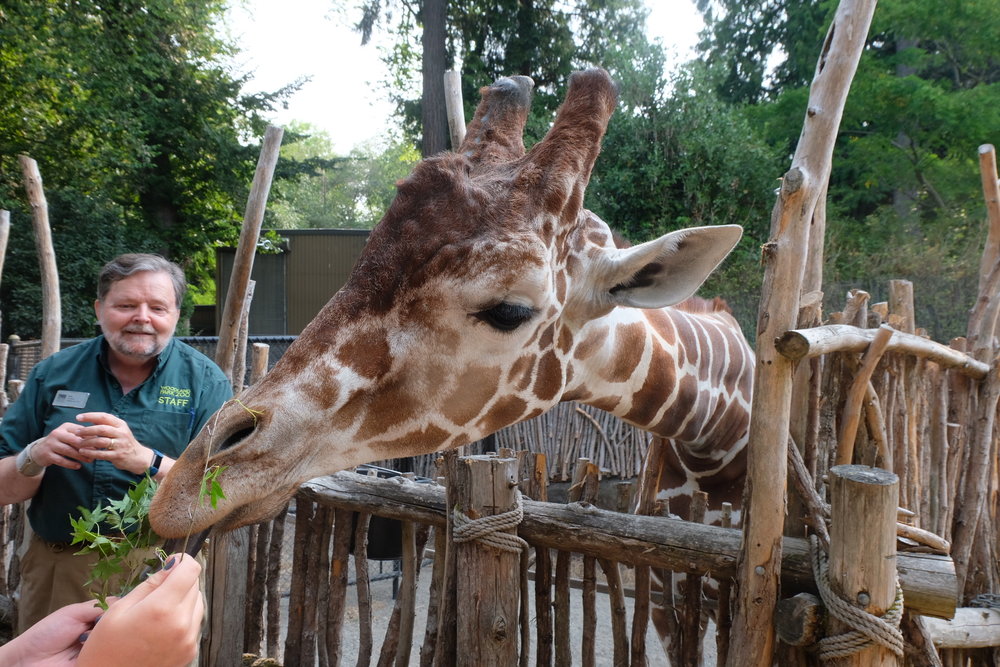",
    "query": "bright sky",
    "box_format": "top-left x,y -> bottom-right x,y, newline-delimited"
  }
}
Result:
221,1 -> 704,154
